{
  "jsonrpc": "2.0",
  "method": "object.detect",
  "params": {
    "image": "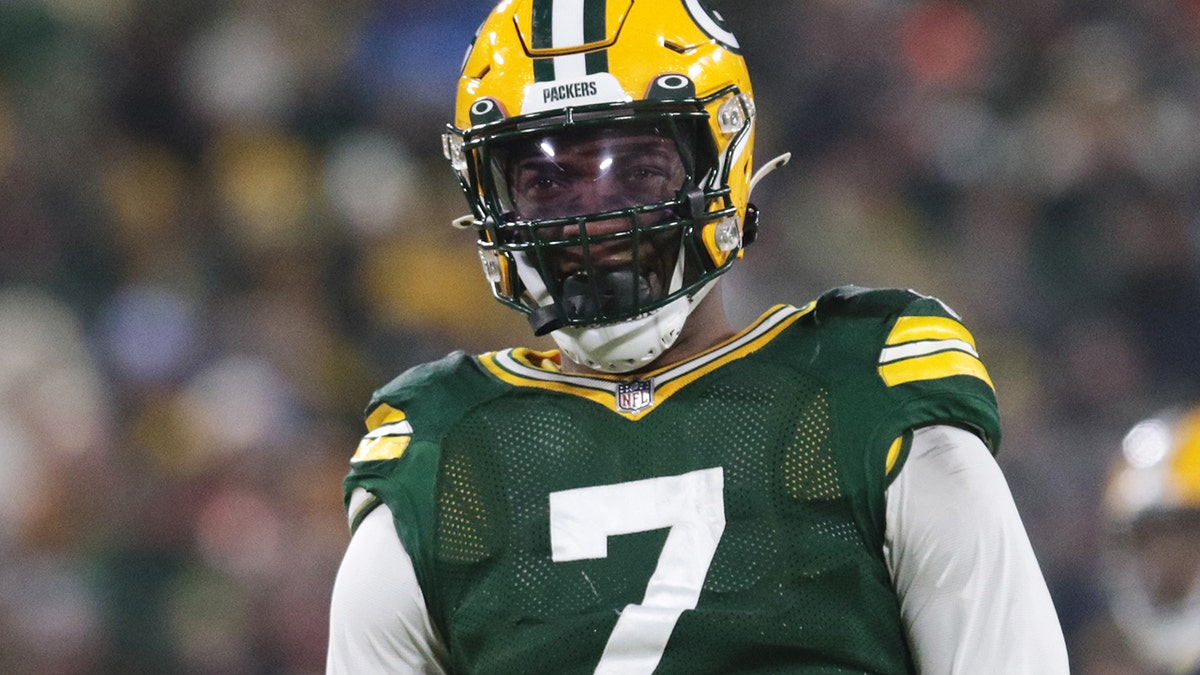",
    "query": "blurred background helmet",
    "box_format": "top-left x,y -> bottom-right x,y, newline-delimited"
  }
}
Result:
1102,405 -> 1200,673
443,0 -> 766,372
